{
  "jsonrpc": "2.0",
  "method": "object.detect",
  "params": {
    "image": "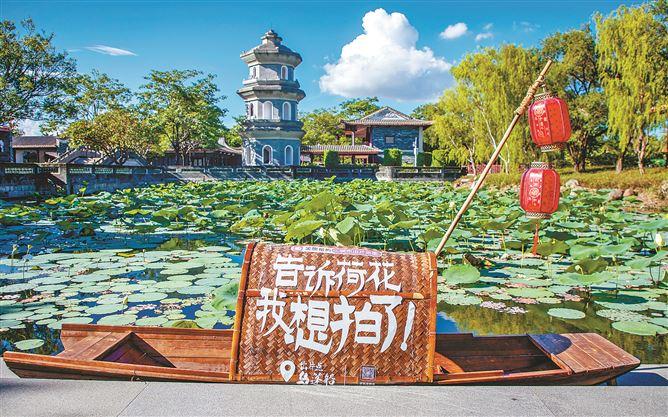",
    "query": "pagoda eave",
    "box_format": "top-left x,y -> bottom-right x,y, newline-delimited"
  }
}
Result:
240,51 -> 302,67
